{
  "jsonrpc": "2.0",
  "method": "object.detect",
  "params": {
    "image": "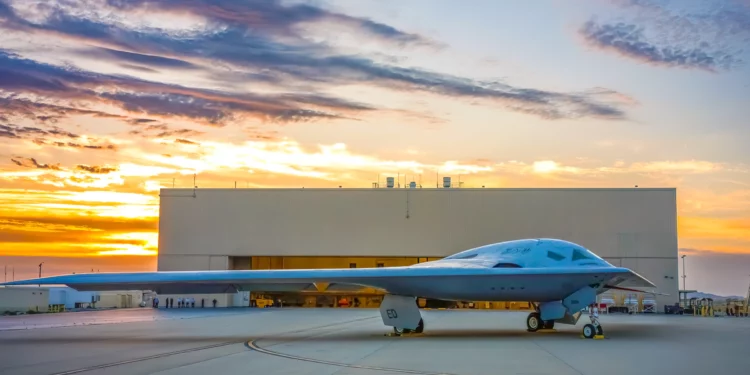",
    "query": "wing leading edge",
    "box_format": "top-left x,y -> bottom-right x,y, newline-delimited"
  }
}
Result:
600,268 -> 665,295
0,266 -> 650,297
